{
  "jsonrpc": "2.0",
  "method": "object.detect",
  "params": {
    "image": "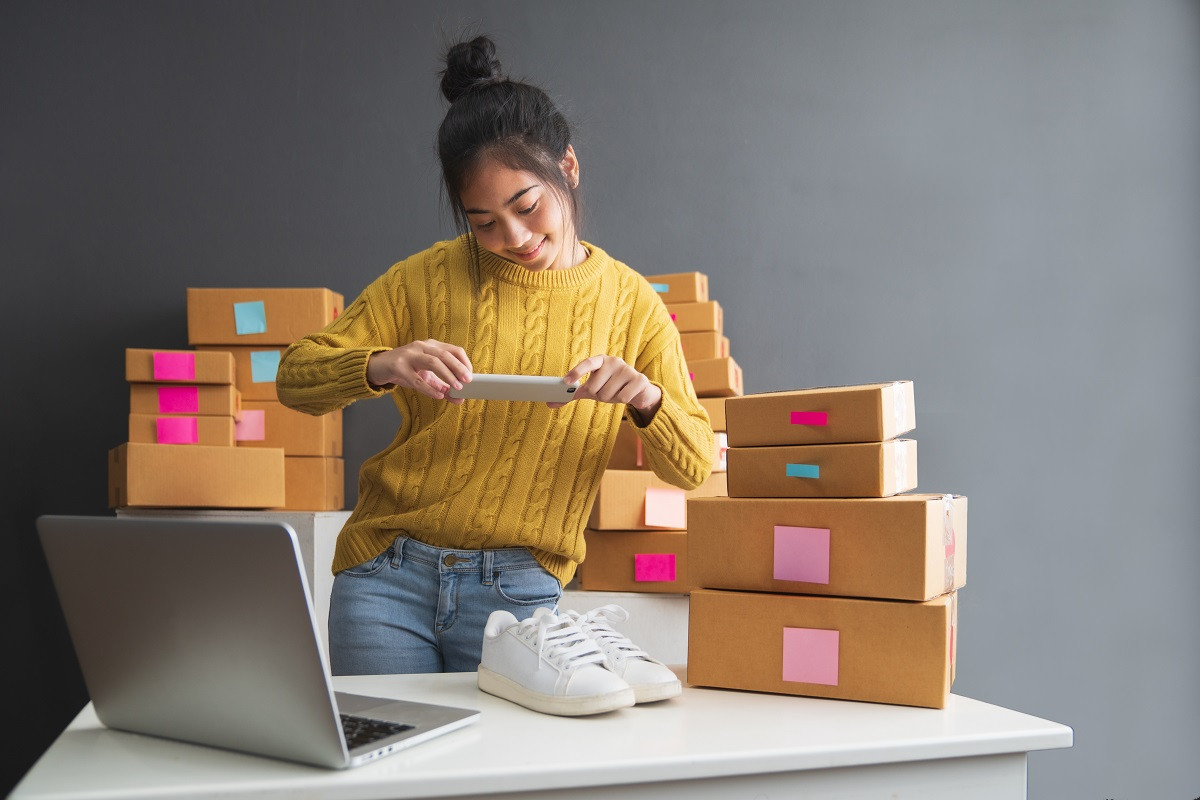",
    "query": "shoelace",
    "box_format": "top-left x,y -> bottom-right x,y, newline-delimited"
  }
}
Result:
560,605 -> 650,665
516,612 -> 607,672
